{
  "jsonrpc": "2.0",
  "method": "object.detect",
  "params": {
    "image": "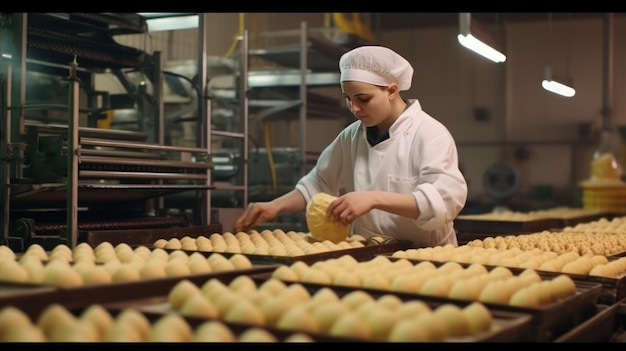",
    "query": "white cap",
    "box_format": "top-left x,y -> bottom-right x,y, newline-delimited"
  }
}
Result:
339,46 -> 414,91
